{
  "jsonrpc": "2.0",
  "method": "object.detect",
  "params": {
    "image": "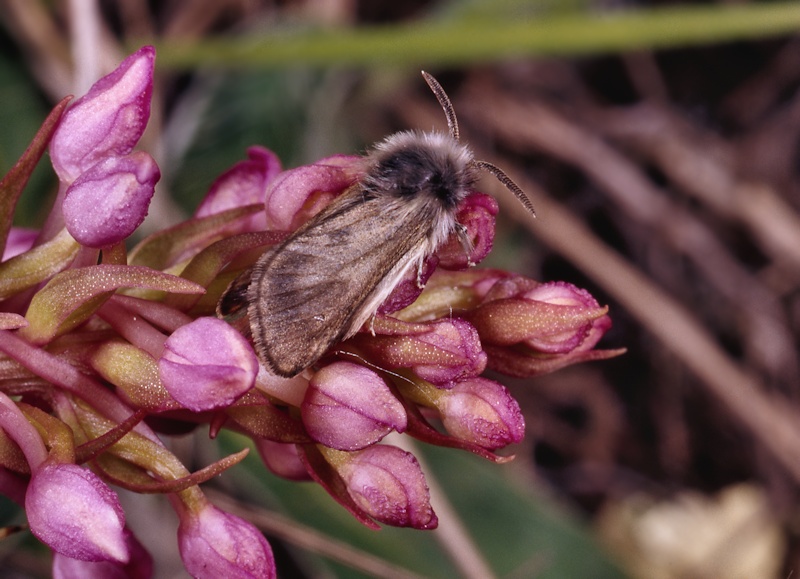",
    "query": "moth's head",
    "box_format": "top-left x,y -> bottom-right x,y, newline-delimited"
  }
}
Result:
365,131 -> 477,208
